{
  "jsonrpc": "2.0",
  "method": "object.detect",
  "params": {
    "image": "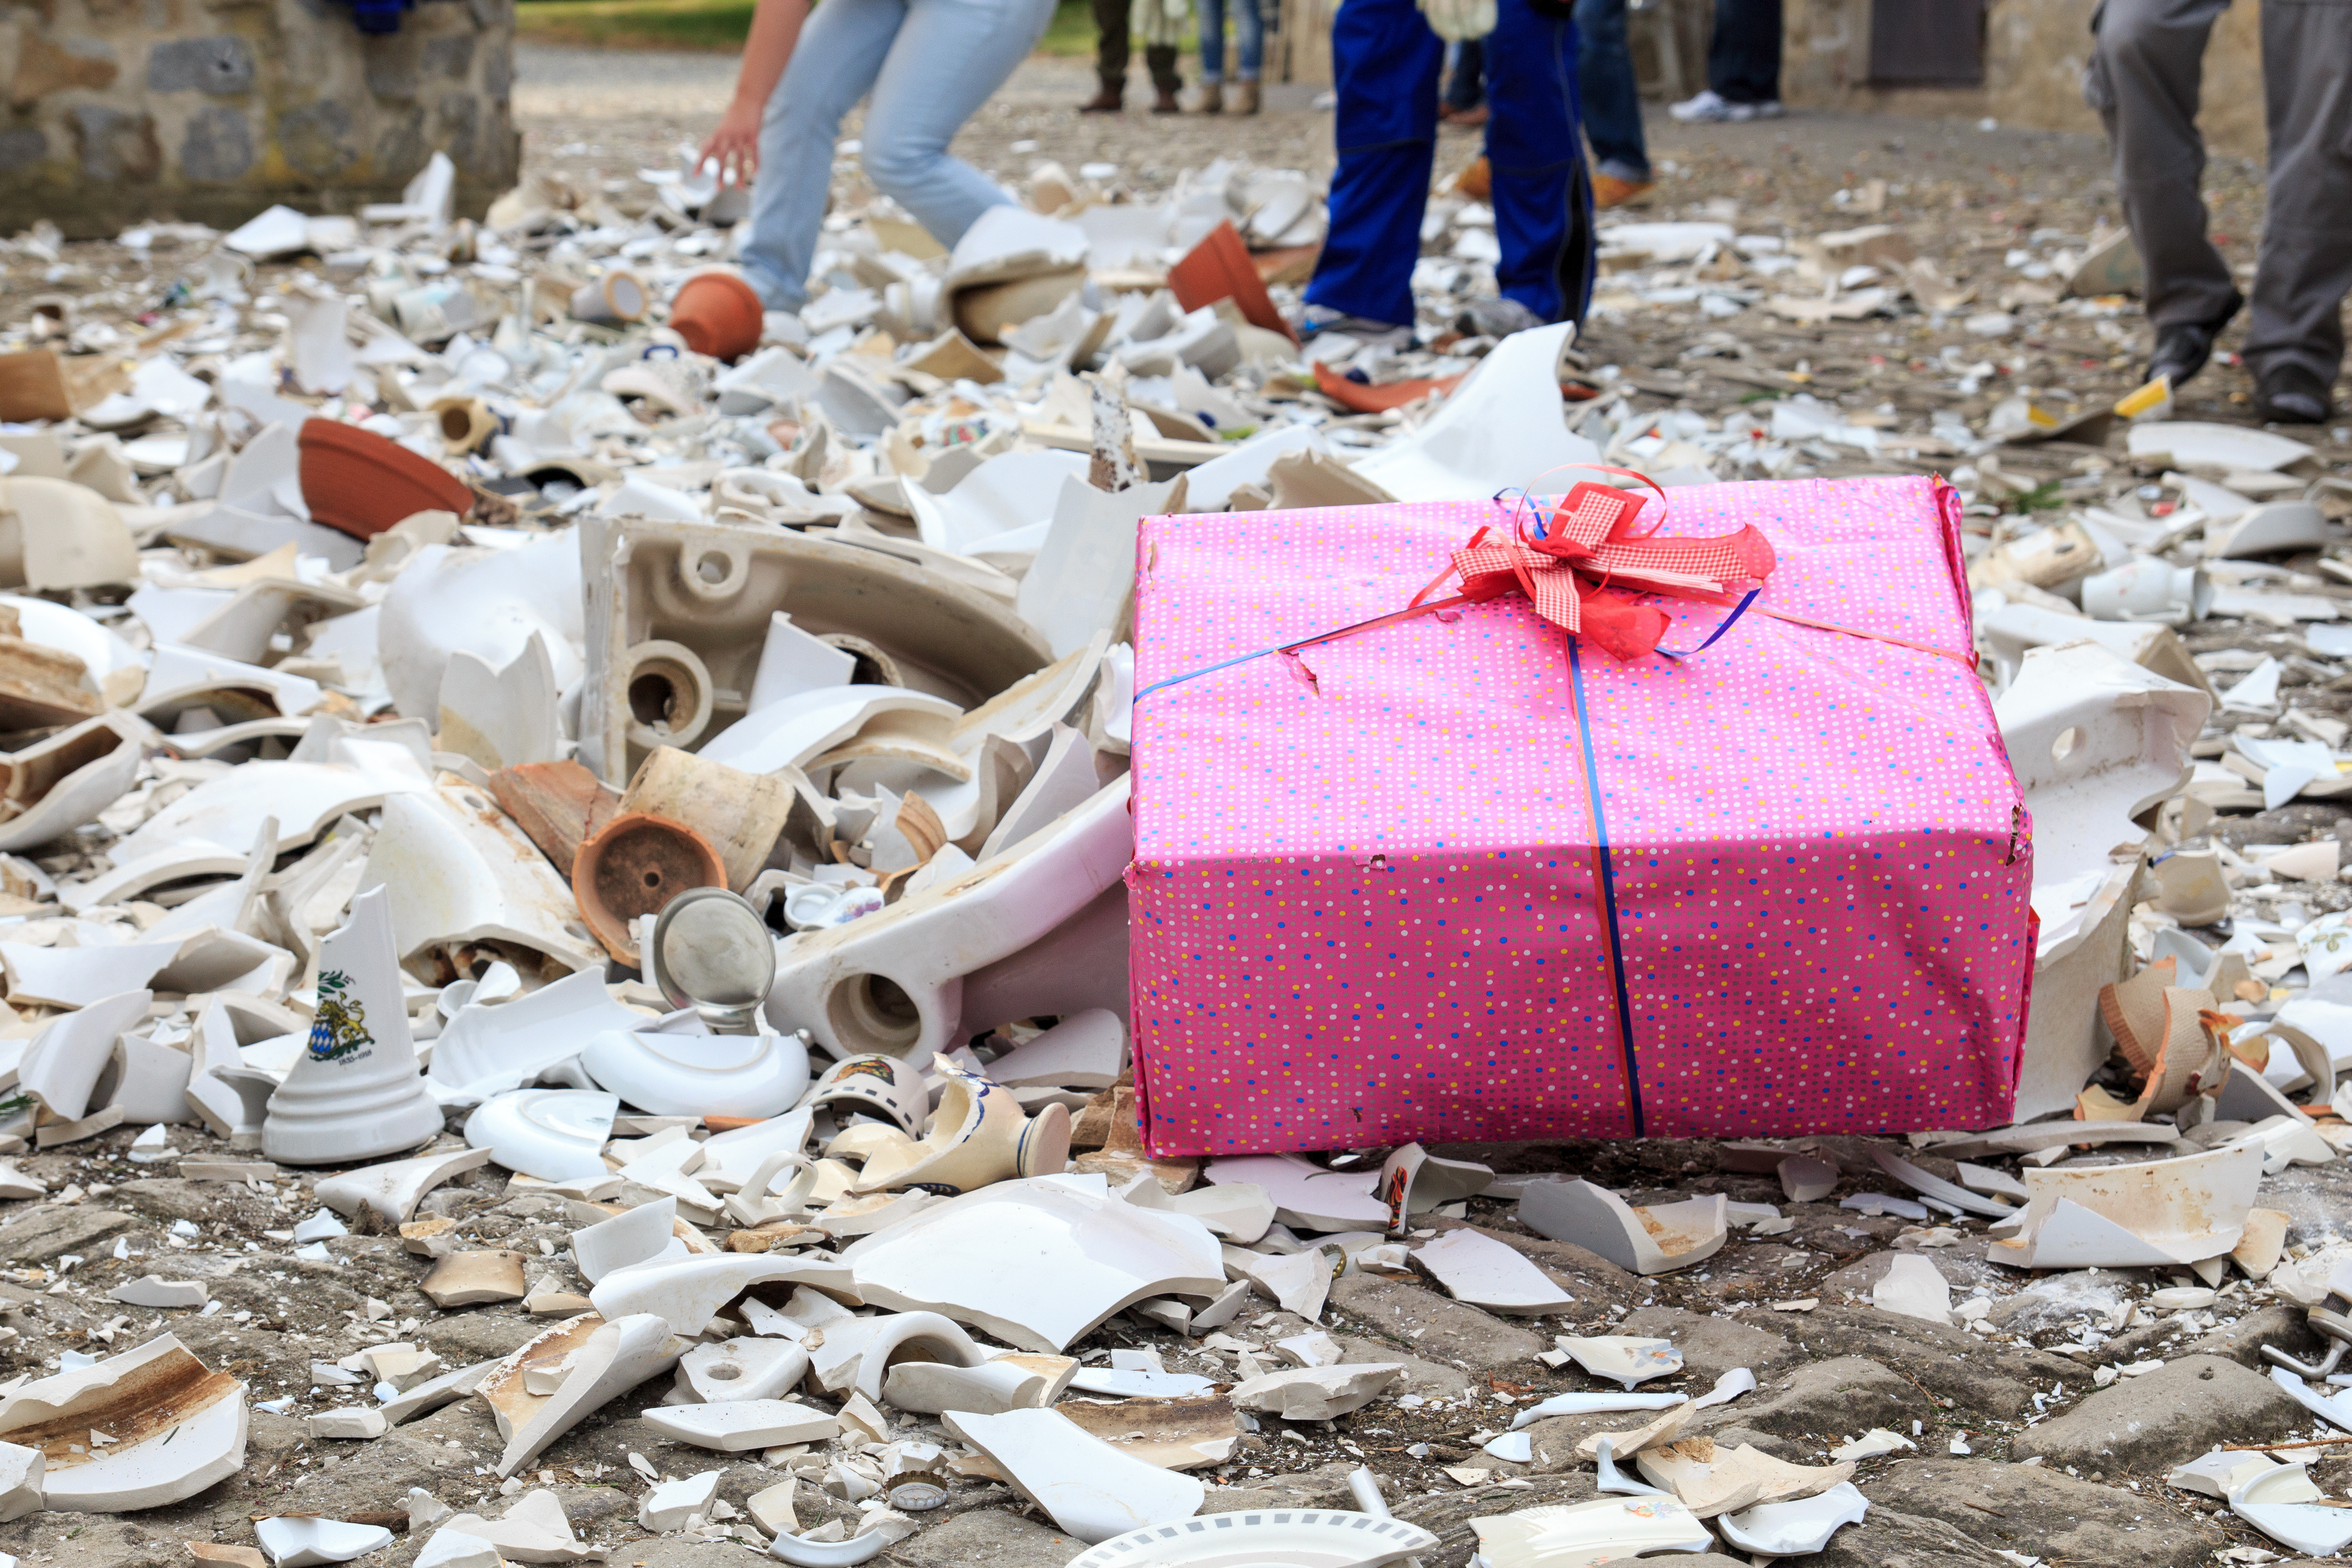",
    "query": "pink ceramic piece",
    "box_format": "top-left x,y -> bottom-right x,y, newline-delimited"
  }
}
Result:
1127,476 -> 2033,1153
